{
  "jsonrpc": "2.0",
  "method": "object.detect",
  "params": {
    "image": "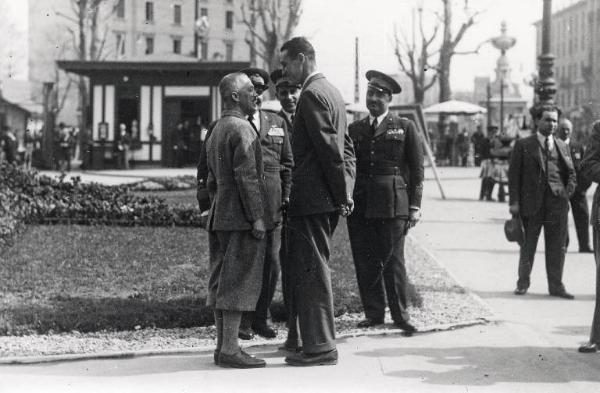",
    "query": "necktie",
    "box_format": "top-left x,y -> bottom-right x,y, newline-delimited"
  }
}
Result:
544,136 -> 550,174
371,118 -> 378,134
248,114 -> 258,133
